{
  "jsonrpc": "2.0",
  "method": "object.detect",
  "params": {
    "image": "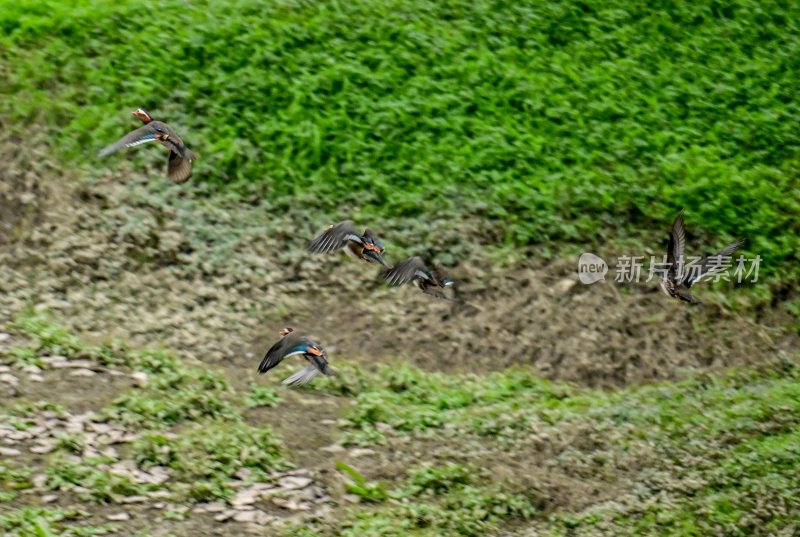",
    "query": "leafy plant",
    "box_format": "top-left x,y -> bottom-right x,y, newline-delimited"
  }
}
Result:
335,462 -> 390,503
